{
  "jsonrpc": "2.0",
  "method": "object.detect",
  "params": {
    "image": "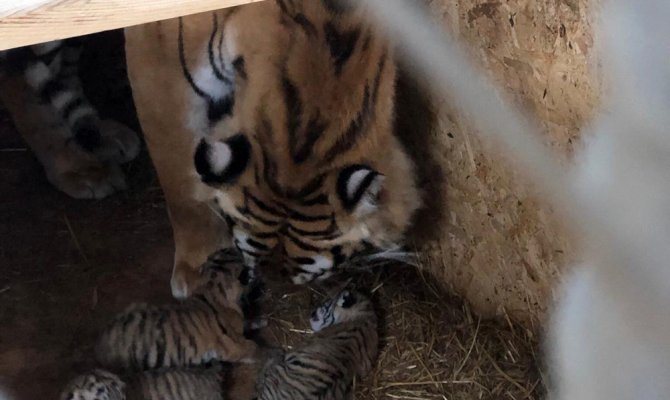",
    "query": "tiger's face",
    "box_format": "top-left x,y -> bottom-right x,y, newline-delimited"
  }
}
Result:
310,289 -> 374,331
188,0 -> 421,284
194,133 -> 420,284
60,370 -> 126,400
